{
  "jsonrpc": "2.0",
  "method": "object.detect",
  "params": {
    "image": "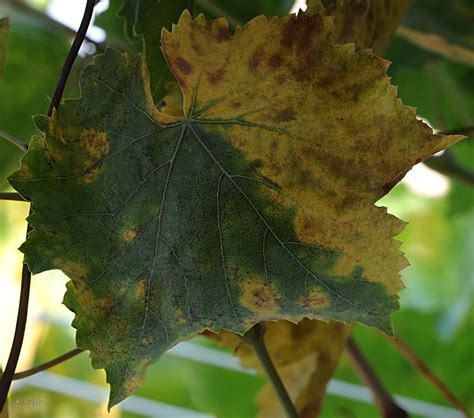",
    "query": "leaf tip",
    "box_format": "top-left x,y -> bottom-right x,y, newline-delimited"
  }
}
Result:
32,114 -> 49,133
